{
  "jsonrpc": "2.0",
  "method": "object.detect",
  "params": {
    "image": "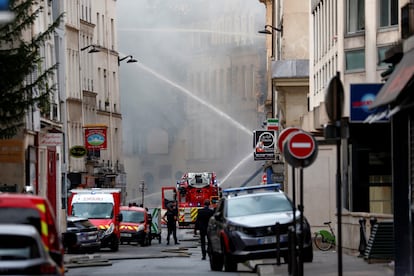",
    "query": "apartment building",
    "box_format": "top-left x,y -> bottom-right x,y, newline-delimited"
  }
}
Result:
0,0 -> 126,228
62,0 -> 126,200
260,0 -> 413,273
0,1 -> 65,228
